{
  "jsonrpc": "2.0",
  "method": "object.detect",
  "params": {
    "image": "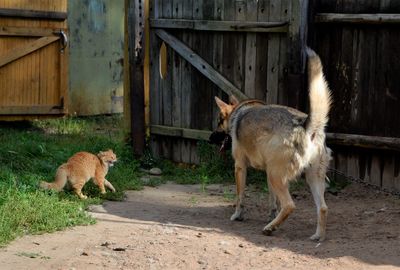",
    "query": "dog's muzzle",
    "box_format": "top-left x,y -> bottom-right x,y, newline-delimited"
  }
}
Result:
209,131 -> 232,153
